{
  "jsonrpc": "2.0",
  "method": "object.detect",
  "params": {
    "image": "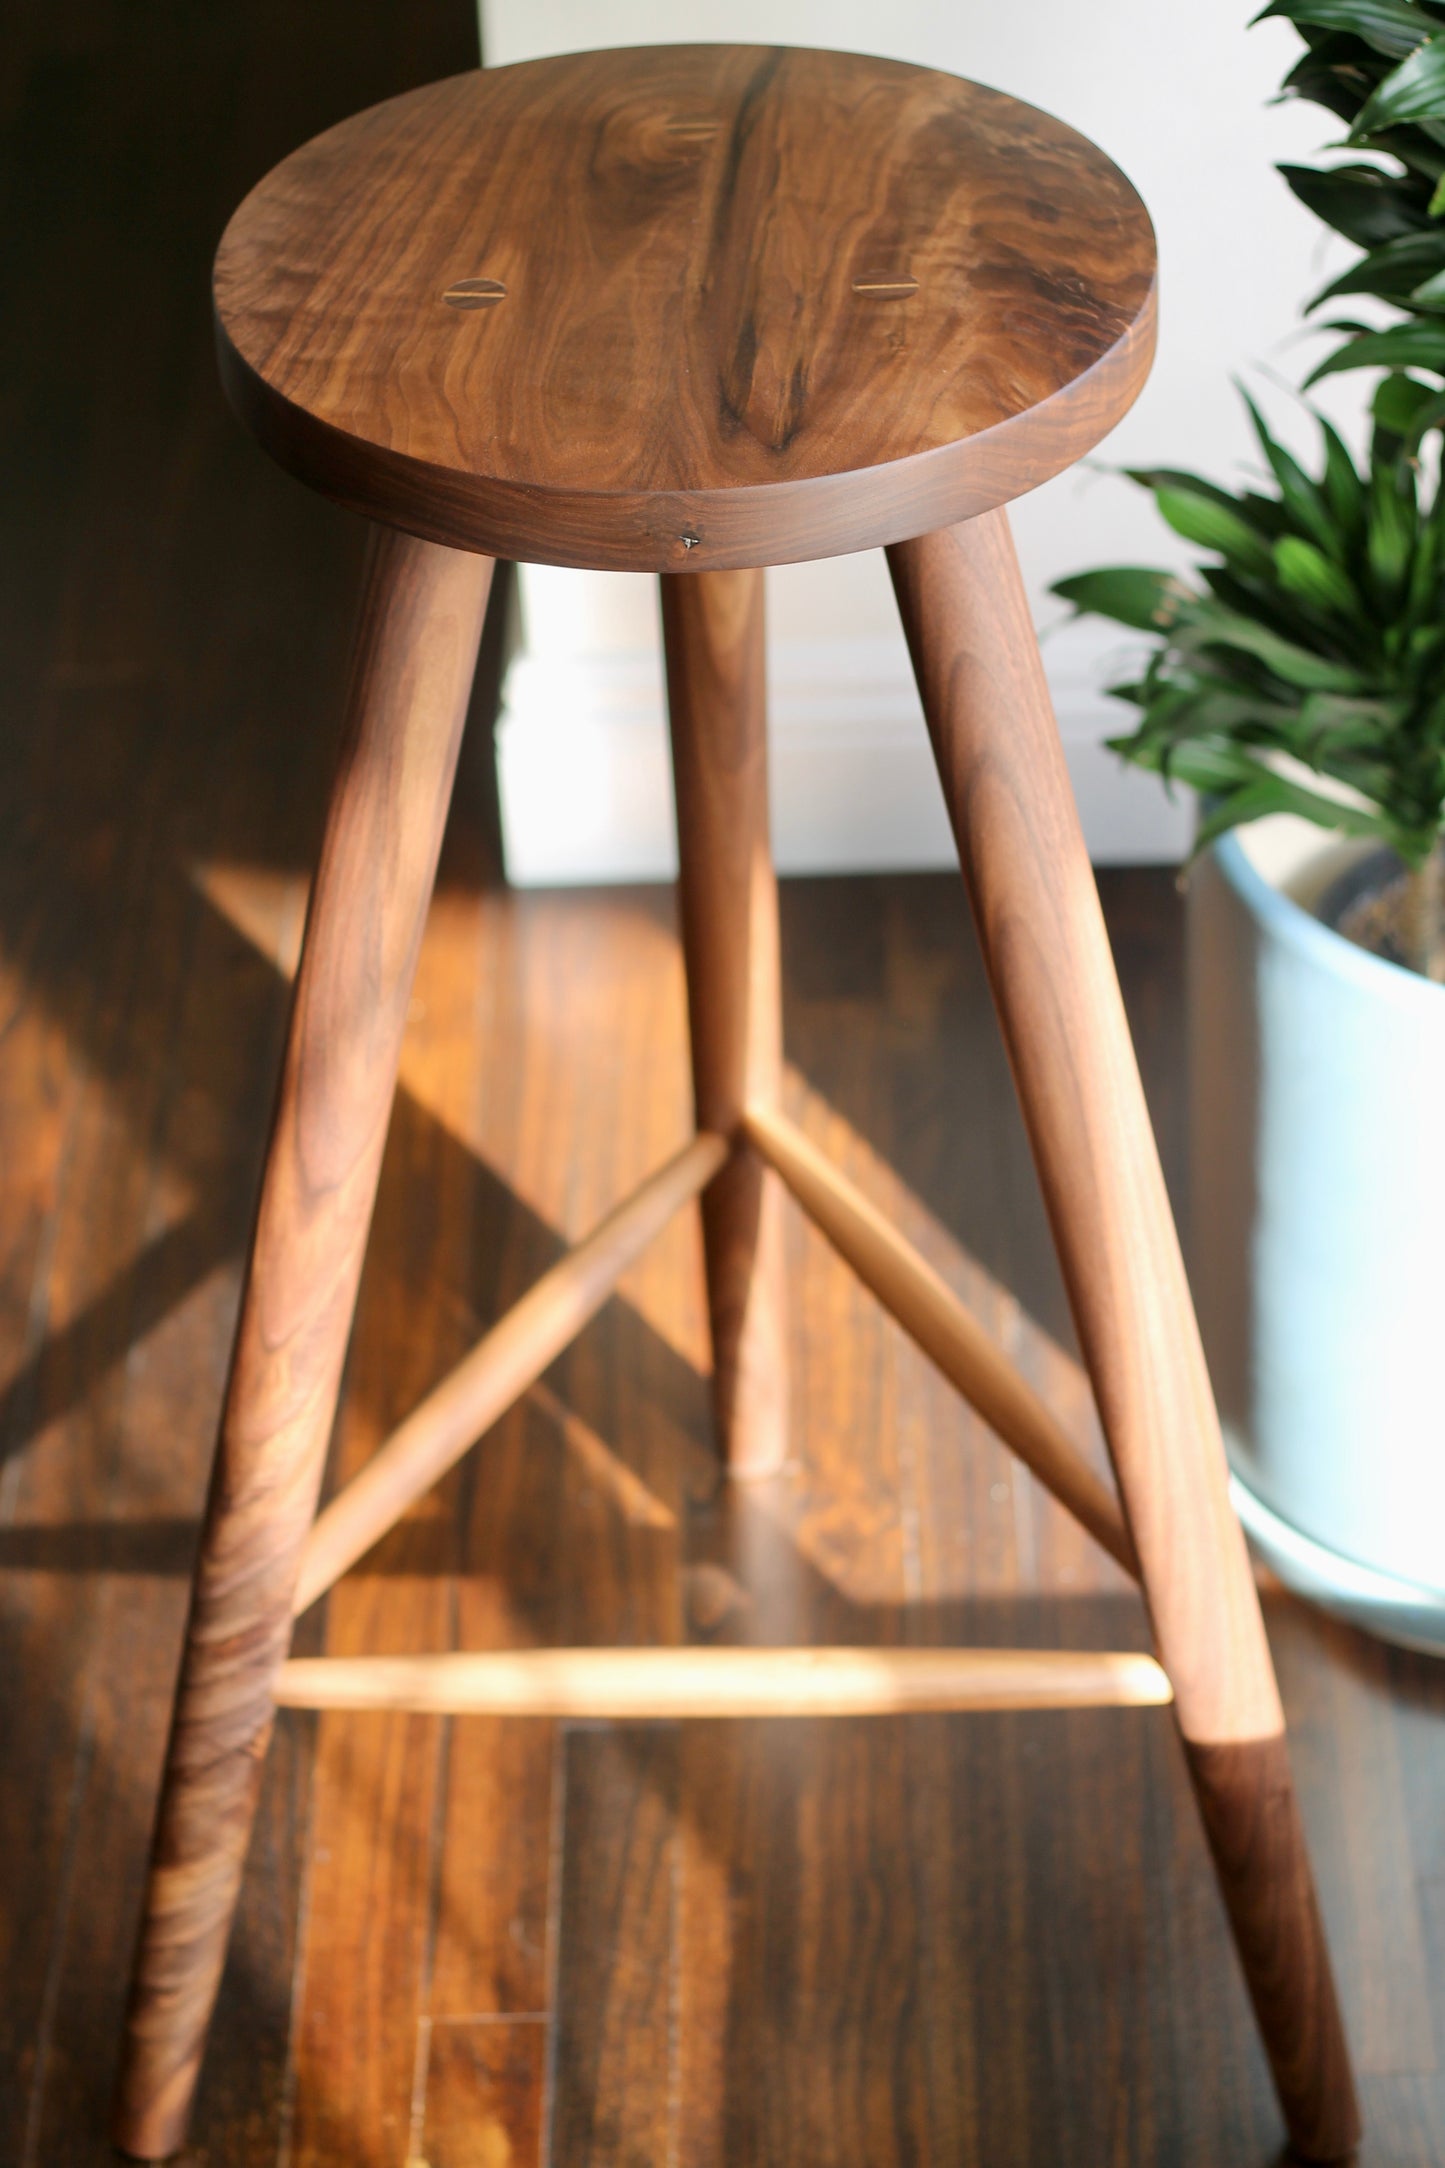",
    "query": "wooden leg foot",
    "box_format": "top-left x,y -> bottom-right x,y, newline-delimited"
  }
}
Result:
661,569 -> 788,1479
111,529 -> 492,2159
888,511 -> 1359,2162
1186,1734 -> 1359,2159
